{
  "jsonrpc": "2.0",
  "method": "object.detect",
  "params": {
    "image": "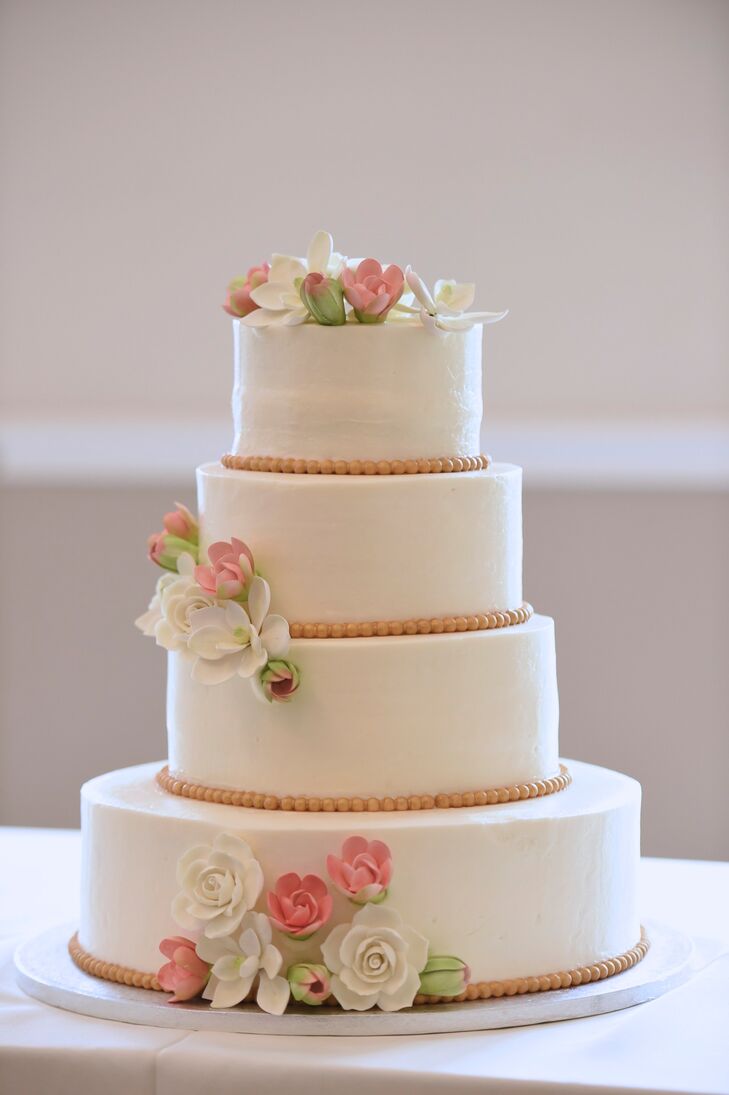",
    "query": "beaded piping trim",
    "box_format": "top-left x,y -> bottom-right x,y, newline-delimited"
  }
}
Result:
221,453 -> 490,475
155,763 -> 571,813
68,929 -> 649,1005
289,602 -> 533,640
